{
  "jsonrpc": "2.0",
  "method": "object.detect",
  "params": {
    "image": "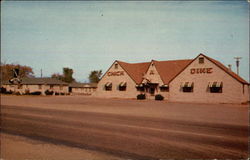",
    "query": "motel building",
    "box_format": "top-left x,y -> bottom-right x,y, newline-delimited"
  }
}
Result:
69,82 -> 97,95
1,77 -> 69,95
93,53 -> 249,104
